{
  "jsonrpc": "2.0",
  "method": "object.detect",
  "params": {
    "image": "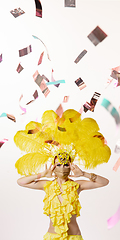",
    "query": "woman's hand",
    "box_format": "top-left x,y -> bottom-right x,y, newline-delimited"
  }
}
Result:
69,163 -> 84,177
41,164 -> 56,178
